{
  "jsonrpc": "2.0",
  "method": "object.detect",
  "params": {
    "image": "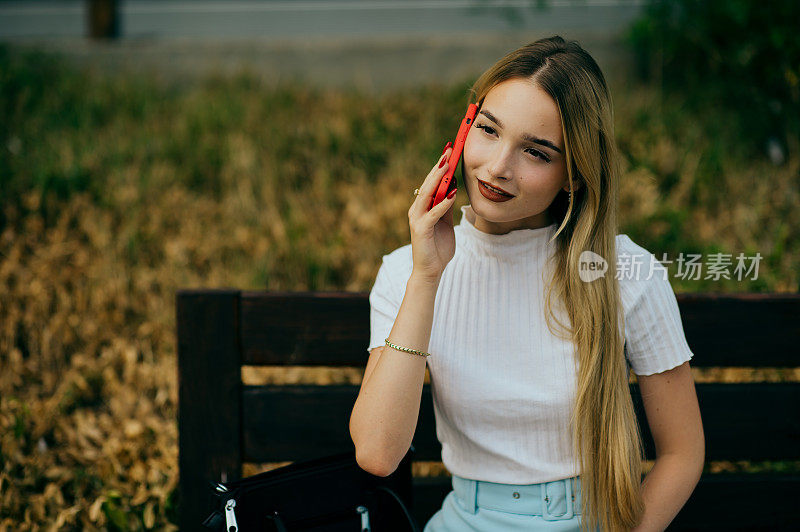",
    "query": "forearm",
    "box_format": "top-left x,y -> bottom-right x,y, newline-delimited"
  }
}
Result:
350,273 -> 439,476
631,454 -> 704,532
